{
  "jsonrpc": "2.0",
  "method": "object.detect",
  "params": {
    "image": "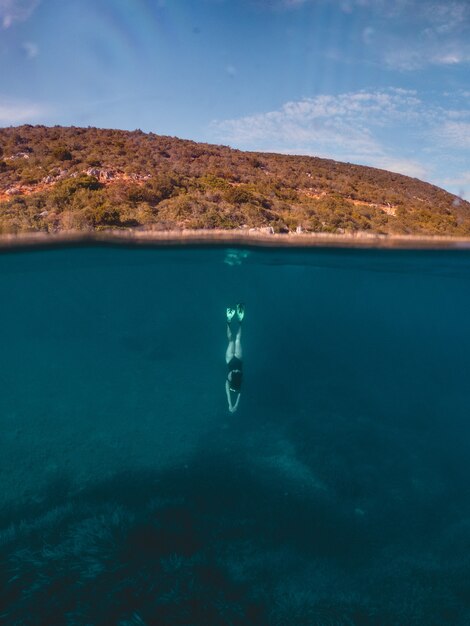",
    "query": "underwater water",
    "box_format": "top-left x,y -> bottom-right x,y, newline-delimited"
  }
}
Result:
1,244 -> 470,625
